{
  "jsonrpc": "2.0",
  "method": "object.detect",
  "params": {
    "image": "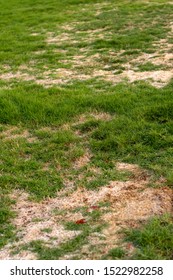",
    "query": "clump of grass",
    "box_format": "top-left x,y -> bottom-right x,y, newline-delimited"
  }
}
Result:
29,231 -> 90,260
41,228 -> 52,234
64,221 -> 88,231
136,62 -> 166,72
0,195 -> 15,248
74,119 -> 100,133
103,247 -> 126,260
124,215 -> 173,260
